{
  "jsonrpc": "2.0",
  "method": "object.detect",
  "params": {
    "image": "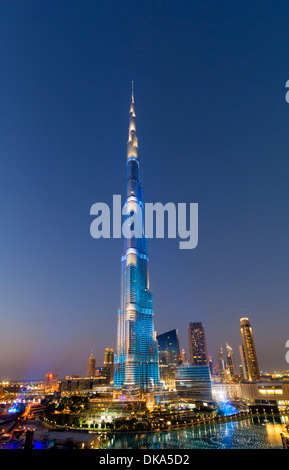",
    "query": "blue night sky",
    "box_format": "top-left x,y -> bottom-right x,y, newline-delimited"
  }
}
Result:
0,0 -> 289,380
